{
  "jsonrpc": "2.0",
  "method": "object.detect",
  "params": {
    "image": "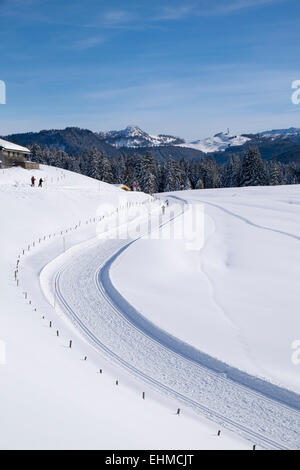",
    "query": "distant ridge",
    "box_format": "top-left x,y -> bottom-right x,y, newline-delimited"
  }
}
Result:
3,125 -> 300,164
